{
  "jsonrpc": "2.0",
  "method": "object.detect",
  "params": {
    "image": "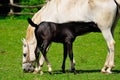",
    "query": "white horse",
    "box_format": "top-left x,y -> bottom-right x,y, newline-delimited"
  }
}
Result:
22,0 -> 120,74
